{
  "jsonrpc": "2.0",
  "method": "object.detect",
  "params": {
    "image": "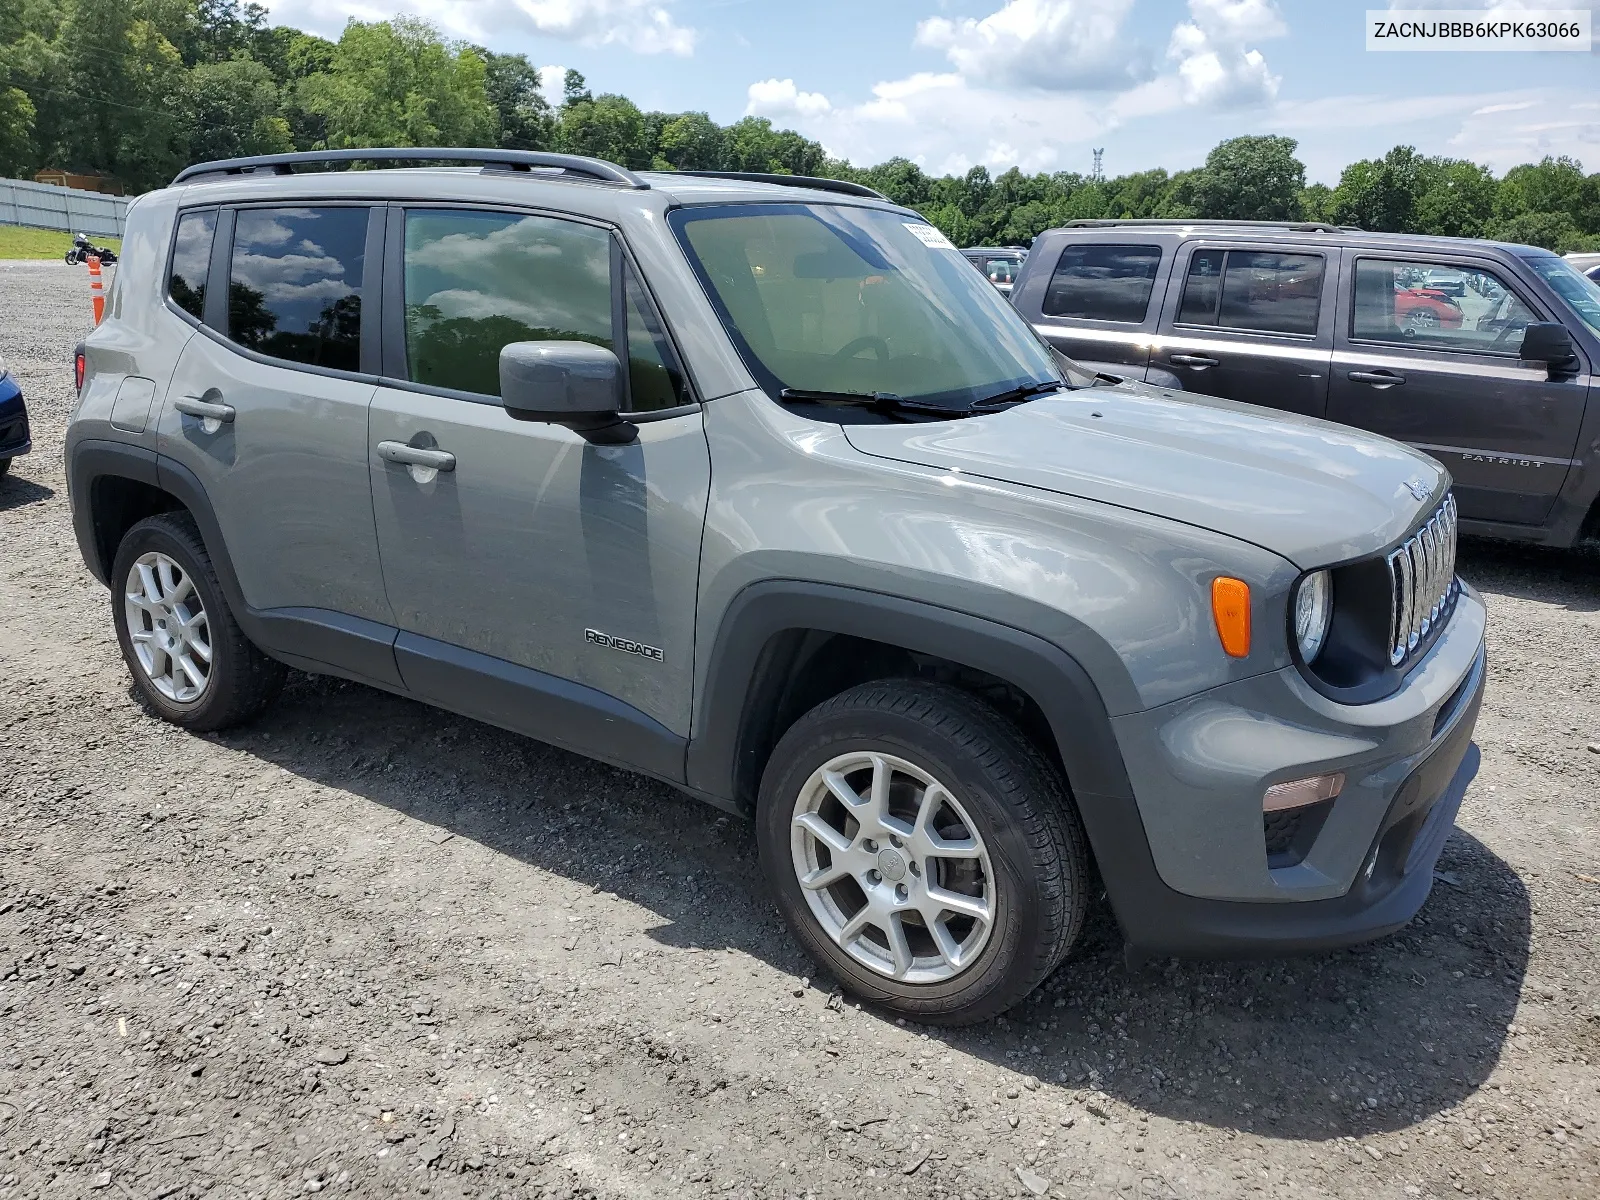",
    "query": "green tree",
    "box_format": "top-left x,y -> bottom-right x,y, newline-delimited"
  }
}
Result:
1497,155 -> 1586,222
562,68 -> 591,108
299,17 -> 494,150
1299,182 -> 1334,223
1189,135 -> 1305,220
1328,145 -> 1427,232
558,93 -> 648,169
1412,158 -> 1497,238
187,56 -> 290,163
482,52 -> 551,151
0,85 -> 36,175
657,111 -> 726,170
